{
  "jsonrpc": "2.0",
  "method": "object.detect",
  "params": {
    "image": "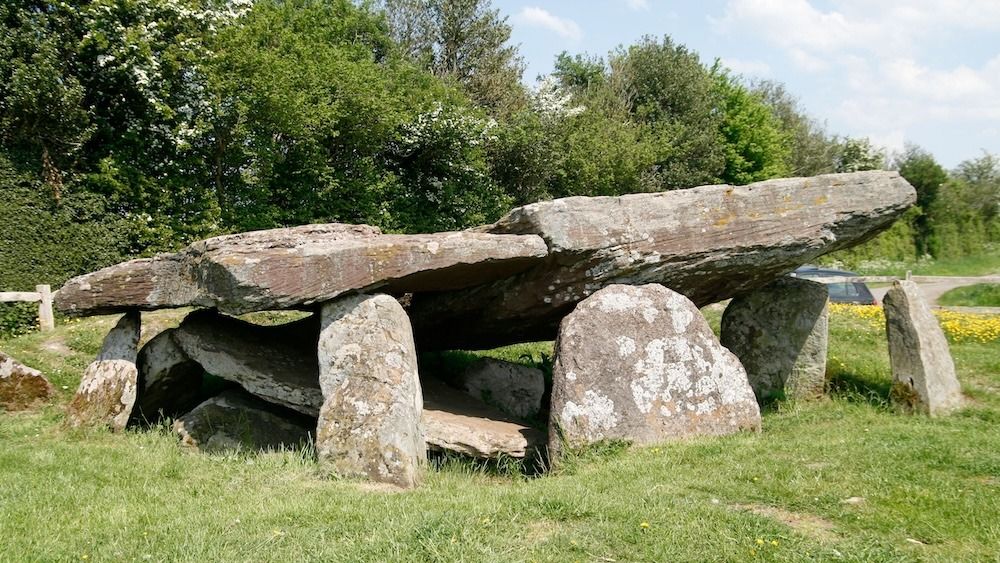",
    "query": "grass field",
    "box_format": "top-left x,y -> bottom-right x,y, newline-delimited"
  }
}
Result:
939,284 -> 1000,308
1,306 -> 998,562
